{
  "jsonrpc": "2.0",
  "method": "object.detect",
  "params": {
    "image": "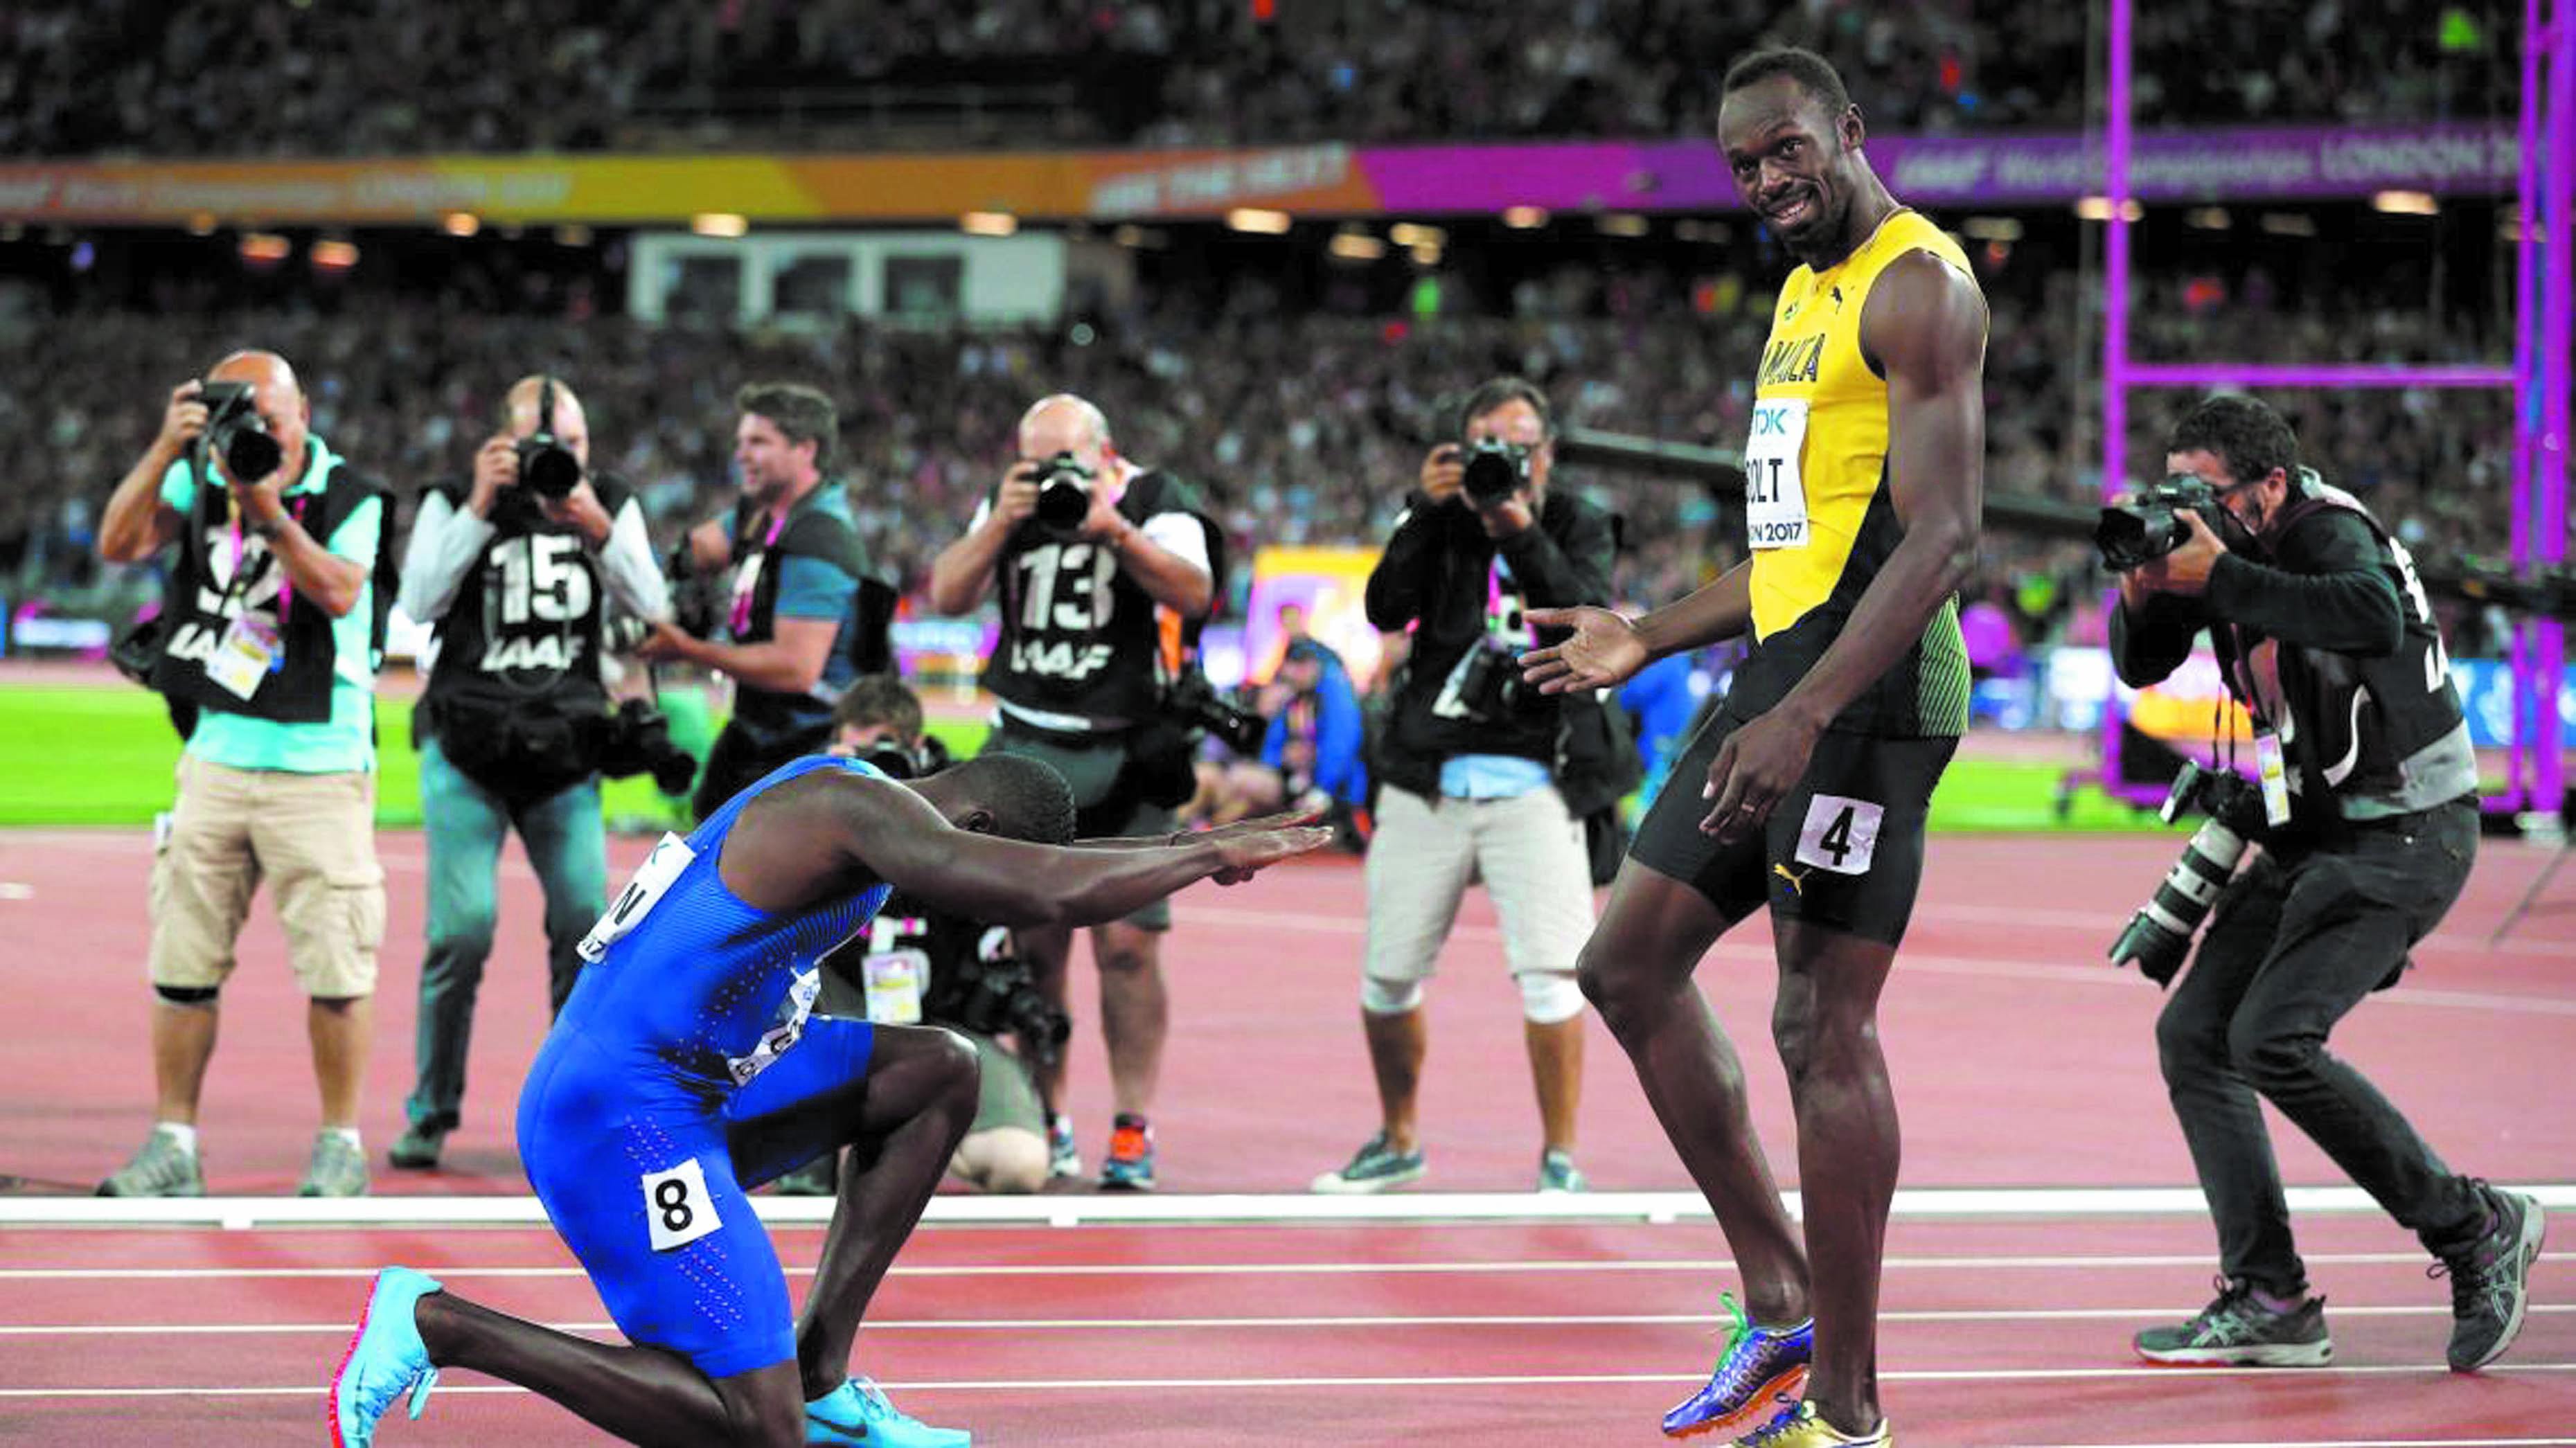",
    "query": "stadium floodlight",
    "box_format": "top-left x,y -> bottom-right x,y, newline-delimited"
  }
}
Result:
692,213 -> 749,238
1326,232 -> 1385,262
1226,208 -> 1292,234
